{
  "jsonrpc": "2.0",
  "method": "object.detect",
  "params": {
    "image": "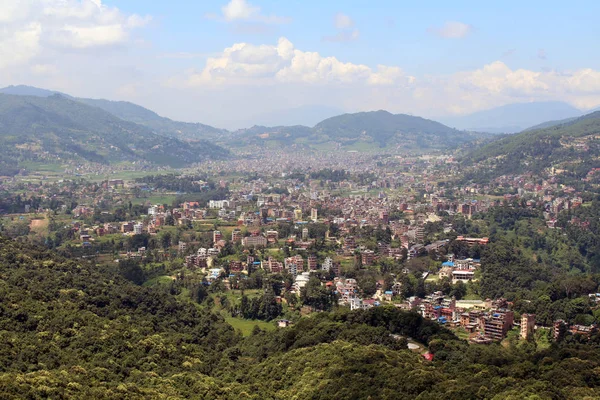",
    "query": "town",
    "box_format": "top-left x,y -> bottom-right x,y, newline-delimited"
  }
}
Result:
1,150 -> 597,346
